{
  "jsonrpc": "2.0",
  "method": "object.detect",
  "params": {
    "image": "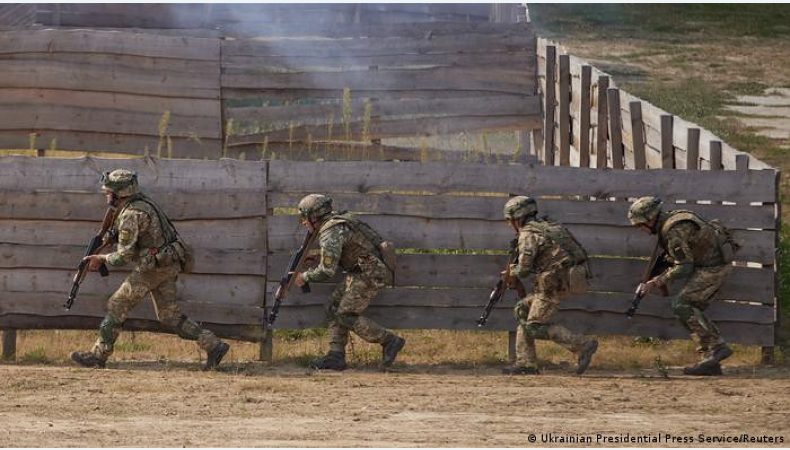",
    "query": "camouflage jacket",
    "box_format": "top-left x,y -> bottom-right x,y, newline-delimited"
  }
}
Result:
509,218 -> 587,279
302,212 -> 385,283
104,195 -> 176,270
655,210 -> 728,285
